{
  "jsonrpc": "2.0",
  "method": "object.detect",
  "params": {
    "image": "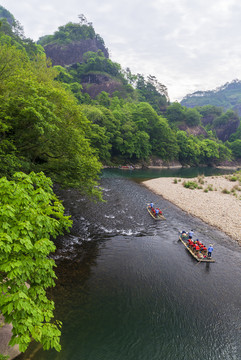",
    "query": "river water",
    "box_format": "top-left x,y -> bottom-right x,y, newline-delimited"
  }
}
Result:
17,168 -> 241,360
